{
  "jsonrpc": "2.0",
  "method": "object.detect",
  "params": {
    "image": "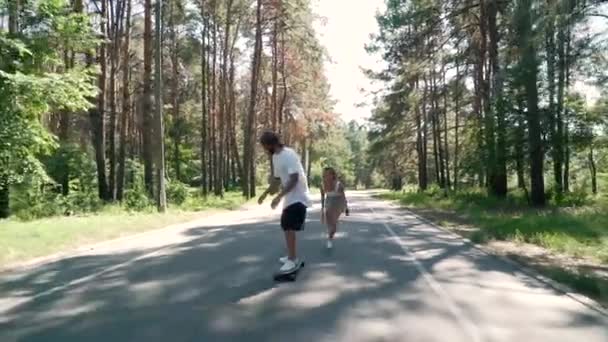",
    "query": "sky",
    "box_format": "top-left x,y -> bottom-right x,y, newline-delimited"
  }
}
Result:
312,0 -> 386,123
312,2 -> 607,123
